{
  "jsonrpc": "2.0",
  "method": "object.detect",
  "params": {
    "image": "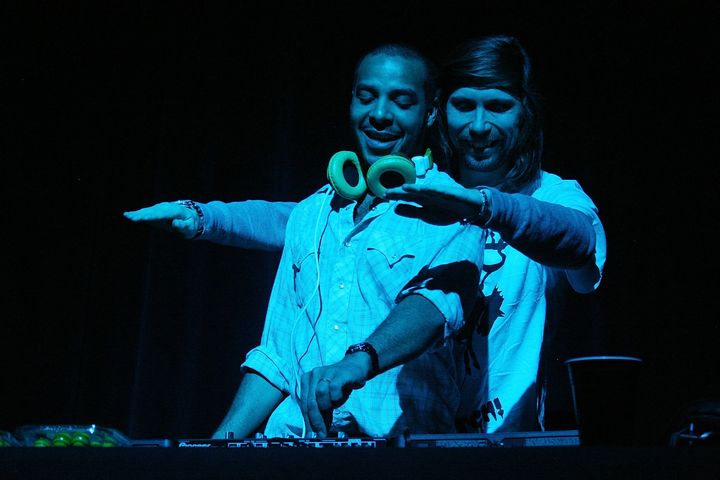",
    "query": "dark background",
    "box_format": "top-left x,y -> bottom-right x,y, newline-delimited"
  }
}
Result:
3,0 -> 719,446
